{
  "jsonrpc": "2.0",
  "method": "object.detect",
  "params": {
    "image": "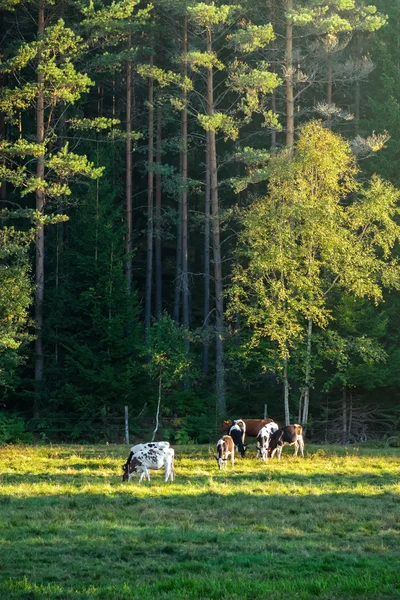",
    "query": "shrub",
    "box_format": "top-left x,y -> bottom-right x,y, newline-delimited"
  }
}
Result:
0,412 -> 32,445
